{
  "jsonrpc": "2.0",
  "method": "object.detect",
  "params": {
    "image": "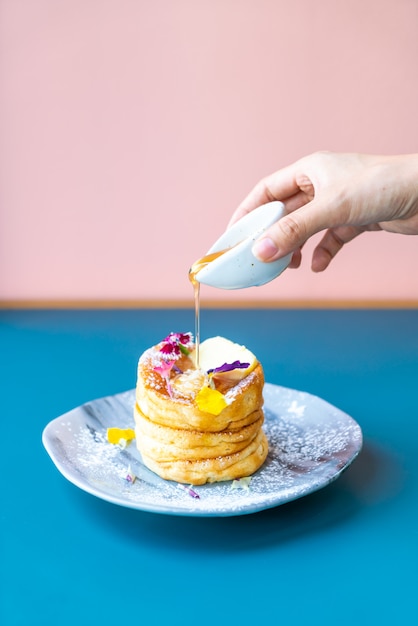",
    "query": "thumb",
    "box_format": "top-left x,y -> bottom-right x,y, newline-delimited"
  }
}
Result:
252,197 -> 341,262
